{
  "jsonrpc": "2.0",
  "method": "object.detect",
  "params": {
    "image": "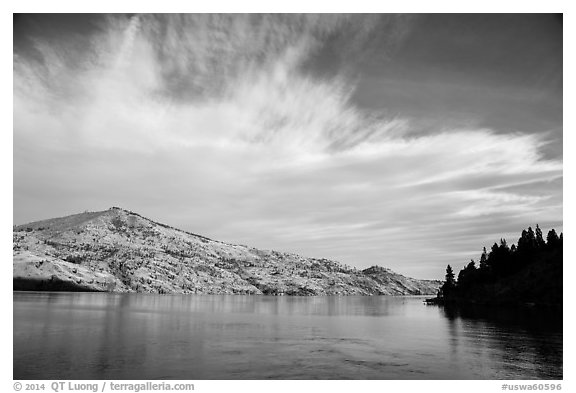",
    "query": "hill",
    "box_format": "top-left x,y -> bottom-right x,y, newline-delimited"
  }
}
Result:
13,207 -> 441,295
